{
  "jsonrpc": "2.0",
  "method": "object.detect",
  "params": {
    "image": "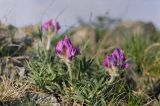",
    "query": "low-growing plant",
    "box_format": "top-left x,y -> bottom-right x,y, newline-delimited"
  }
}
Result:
27,35 -> 145,105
